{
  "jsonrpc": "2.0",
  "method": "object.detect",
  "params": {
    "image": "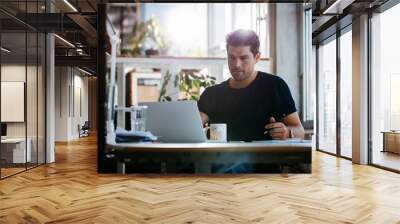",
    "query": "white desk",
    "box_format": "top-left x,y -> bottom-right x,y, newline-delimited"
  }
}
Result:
107,140 -> 311,153
1,138 -> 31,163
